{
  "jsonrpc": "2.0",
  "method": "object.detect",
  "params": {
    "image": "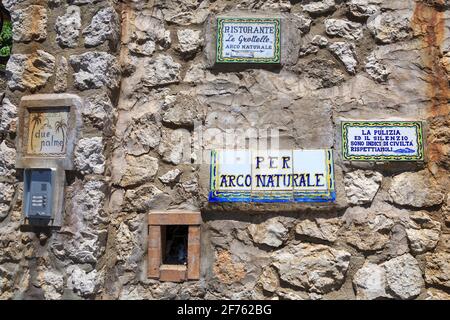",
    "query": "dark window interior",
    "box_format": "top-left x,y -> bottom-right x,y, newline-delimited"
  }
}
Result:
162,225 -> 188,265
